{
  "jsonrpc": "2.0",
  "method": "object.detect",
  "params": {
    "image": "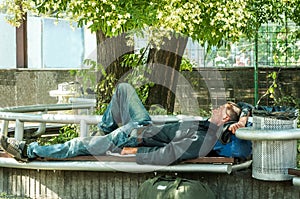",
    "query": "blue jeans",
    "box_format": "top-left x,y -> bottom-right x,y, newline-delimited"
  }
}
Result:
27,83 -> 152,159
